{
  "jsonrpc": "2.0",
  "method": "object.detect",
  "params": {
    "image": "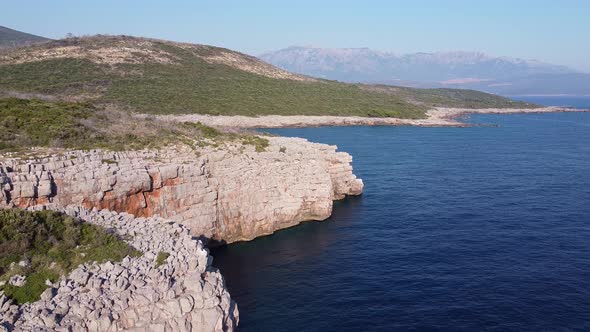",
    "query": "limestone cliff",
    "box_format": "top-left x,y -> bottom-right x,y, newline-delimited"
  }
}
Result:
0,136 -> 363,244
